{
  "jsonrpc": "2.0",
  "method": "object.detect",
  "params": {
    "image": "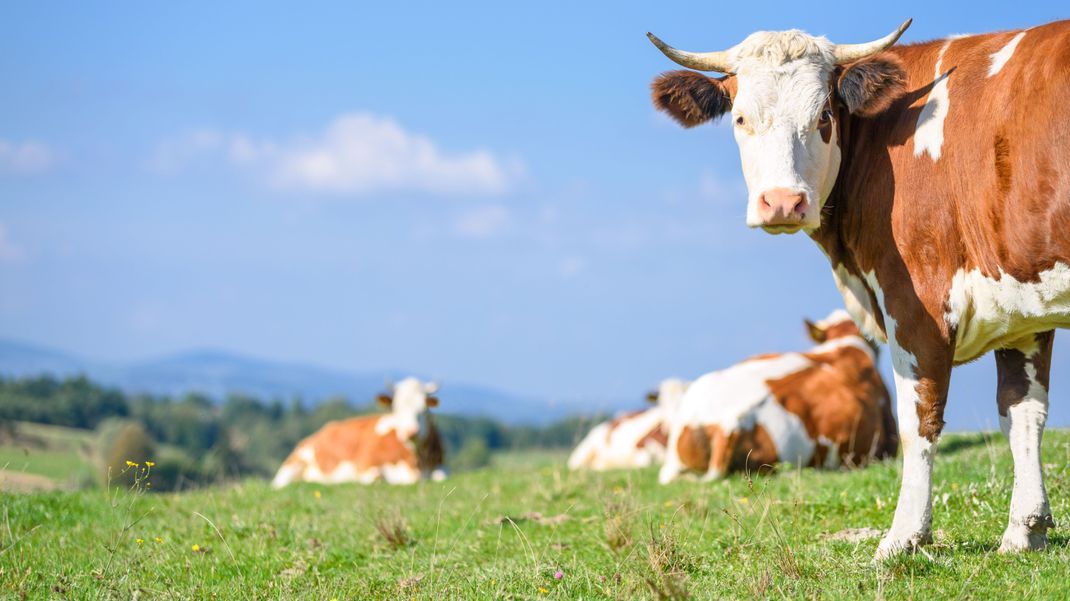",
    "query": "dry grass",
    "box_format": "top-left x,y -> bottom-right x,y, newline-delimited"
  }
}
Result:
372,510 -> 413,550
